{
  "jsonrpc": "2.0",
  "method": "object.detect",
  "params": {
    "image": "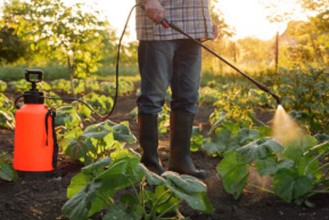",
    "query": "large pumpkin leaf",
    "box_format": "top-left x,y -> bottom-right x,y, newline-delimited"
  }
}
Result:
216,151 -> 249,199
256,157 -> 294,176
273,169 -> 313,203
82,157 -> 112,176
62,180 -> 103,220
163,171 -> 207,193
283,135 -> 318,162
82,121 -> 113,139
236,128 -> 260,145
237,138 -> 283,163
162,171 -> 213,214
97,150 -> 143,191
137,163 -> 165,186
201,137 -> 227,155
67,158 -> 113,198
103,203 -> 143,220
67,172 -> 93,199
111,122 -> 137,144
